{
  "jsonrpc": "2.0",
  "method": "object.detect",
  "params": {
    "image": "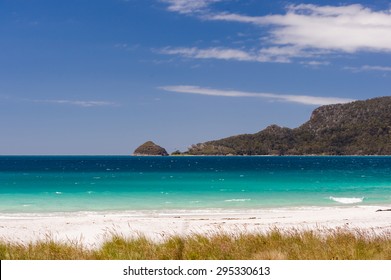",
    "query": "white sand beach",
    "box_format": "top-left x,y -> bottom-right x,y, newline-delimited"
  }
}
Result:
1,206 -> 391,248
